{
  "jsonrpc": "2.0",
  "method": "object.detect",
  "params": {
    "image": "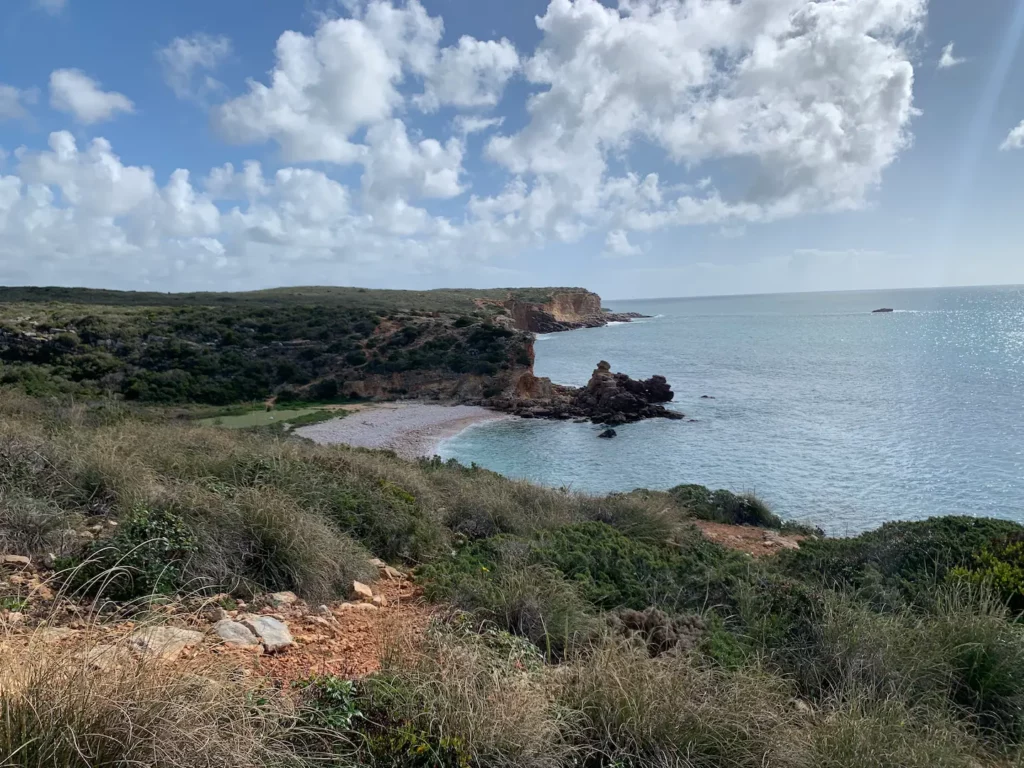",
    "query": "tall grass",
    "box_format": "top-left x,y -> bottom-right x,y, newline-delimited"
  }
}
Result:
0,637 -> 303,767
